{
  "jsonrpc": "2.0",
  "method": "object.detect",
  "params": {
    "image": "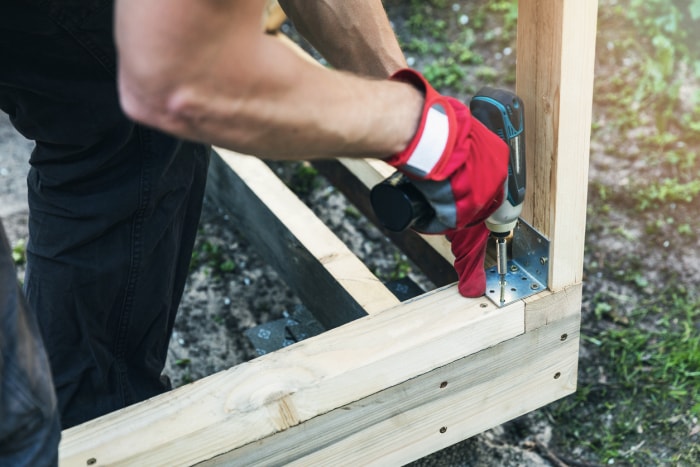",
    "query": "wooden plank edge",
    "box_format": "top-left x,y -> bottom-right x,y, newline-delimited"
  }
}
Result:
263,1 -> 286,33
202,294 -> 580,466
524,282 -> 583,332
206,148 -> 400,327
59,287 -> 524,466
